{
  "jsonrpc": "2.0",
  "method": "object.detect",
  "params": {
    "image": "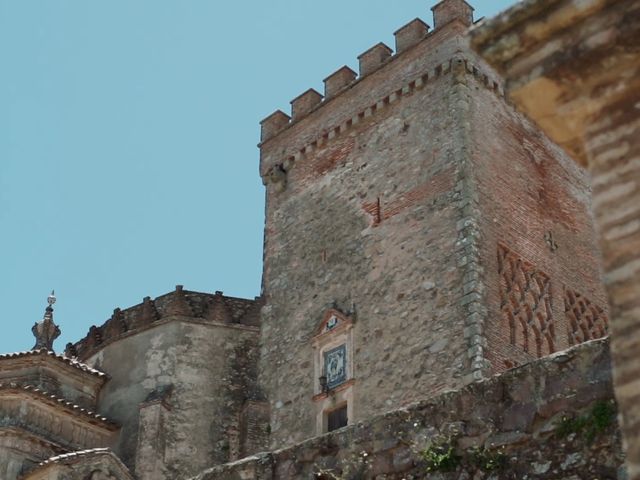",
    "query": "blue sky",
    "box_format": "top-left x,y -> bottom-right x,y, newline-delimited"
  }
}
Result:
0,0 -> 516,353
